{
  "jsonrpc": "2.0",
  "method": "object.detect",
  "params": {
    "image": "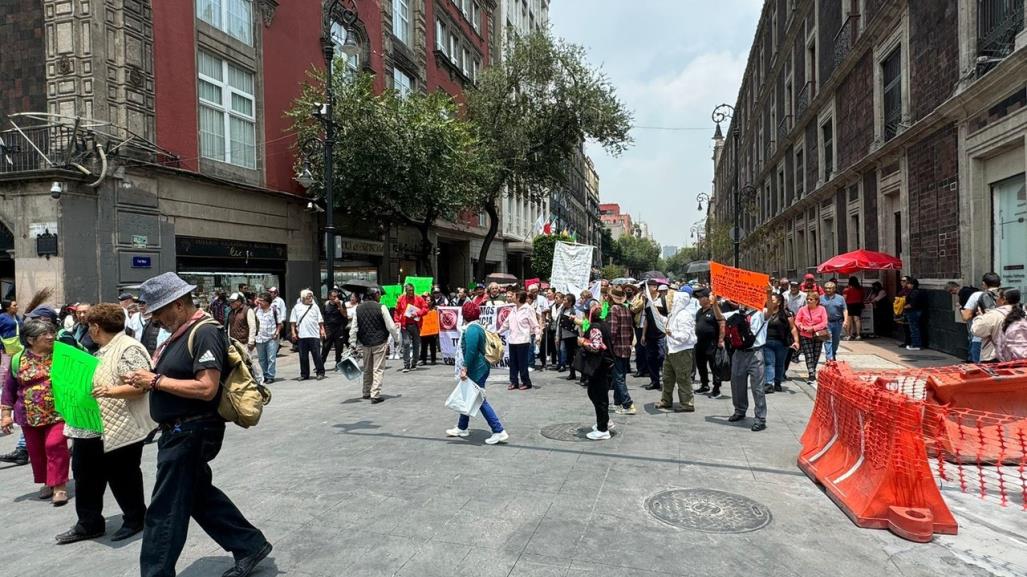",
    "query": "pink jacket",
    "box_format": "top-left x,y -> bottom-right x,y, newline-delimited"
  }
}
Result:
795,305 -> 828,338
501,304 -> 539,345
